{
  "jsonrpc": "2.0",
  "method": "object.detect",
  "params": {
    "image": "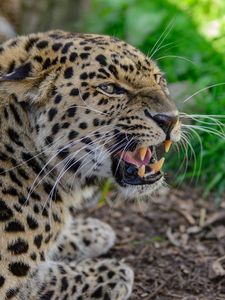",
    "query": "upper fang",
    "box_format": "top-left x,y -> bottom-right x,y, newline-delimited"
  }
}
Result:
139,147 -> 148,161
164,140 -> 172,153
